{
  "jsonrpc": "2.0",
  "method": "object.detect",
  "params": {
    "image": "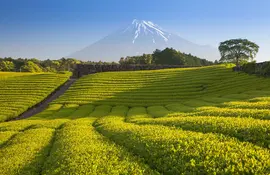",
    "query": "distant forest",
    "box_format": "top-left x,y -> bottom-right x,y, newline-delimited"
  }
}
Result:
0,57 -> 119,73
120,48 -> 215,66
0,48 -> 216,72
